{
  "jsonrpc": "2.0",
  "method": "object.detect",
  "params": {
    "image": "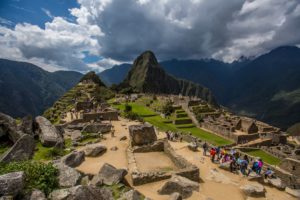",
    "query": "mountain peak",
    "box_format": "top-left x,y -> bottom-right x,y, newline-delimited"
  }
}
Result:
80,71 -> 106,87
133,50 -> 159,68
